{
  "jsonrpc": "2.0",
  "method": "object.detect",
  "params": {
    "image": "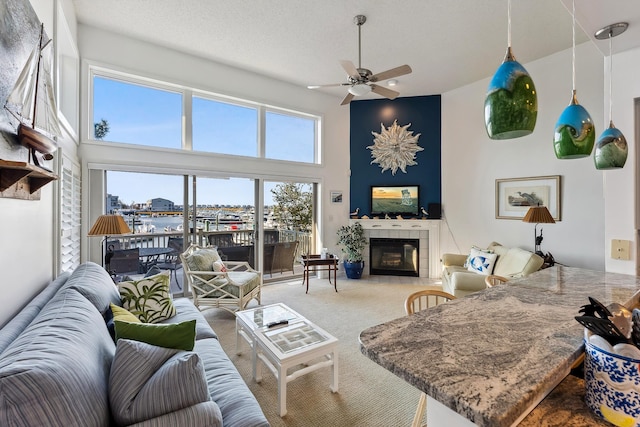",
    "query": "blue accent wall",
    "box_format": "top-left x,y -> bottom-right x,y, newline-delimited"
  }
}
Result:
349,95 -> 441,217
